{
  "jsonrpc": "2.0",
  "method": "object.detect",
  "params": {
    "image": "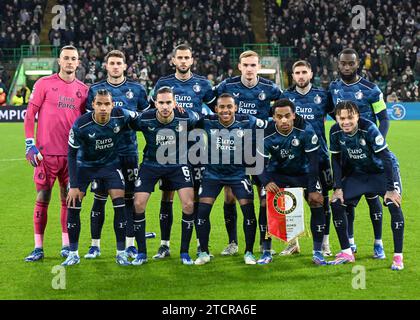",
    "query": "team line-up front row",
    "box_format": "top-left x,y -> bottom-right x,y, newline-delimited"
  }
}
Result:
23,45 -> 405,271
